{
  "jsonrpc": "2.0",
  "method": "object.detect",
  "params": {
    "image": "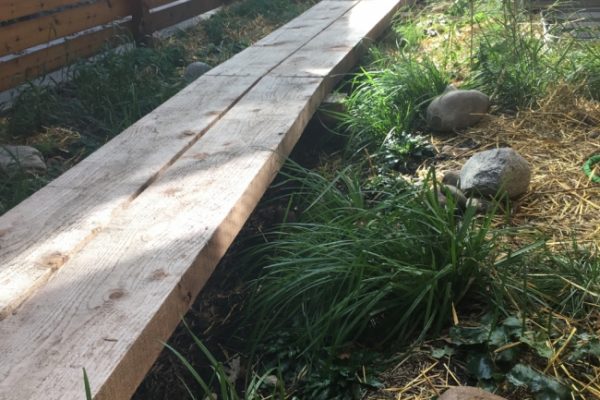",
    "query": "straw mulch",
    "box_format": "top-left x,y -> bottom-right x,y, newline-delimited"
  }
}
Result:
423,85 -> 600,246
